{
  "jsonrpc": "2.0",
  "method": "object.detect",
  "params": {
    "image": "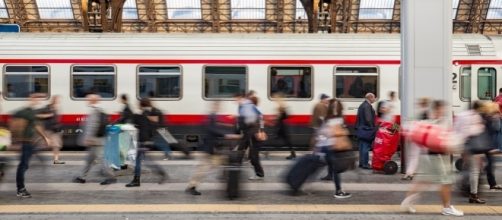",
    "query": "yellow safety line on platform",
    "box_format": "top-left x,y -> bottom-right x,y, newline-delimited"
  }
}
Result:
0,204 -> 501,214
